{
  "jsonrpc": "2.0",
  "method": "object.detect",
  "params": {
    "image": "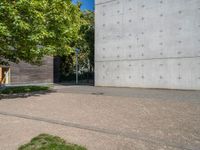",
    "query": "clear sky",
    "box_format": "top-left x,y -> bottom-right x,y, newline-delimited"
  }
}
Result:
72,0 -> 94,11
